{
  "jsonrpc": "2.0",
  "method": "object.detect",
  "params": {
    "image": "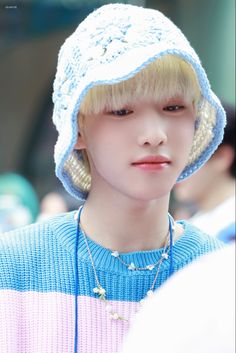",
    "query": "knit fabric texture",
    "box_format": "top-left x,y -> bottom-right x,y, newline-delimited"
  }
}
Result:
52,3 -> 226,200
0,211 -> 224,353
